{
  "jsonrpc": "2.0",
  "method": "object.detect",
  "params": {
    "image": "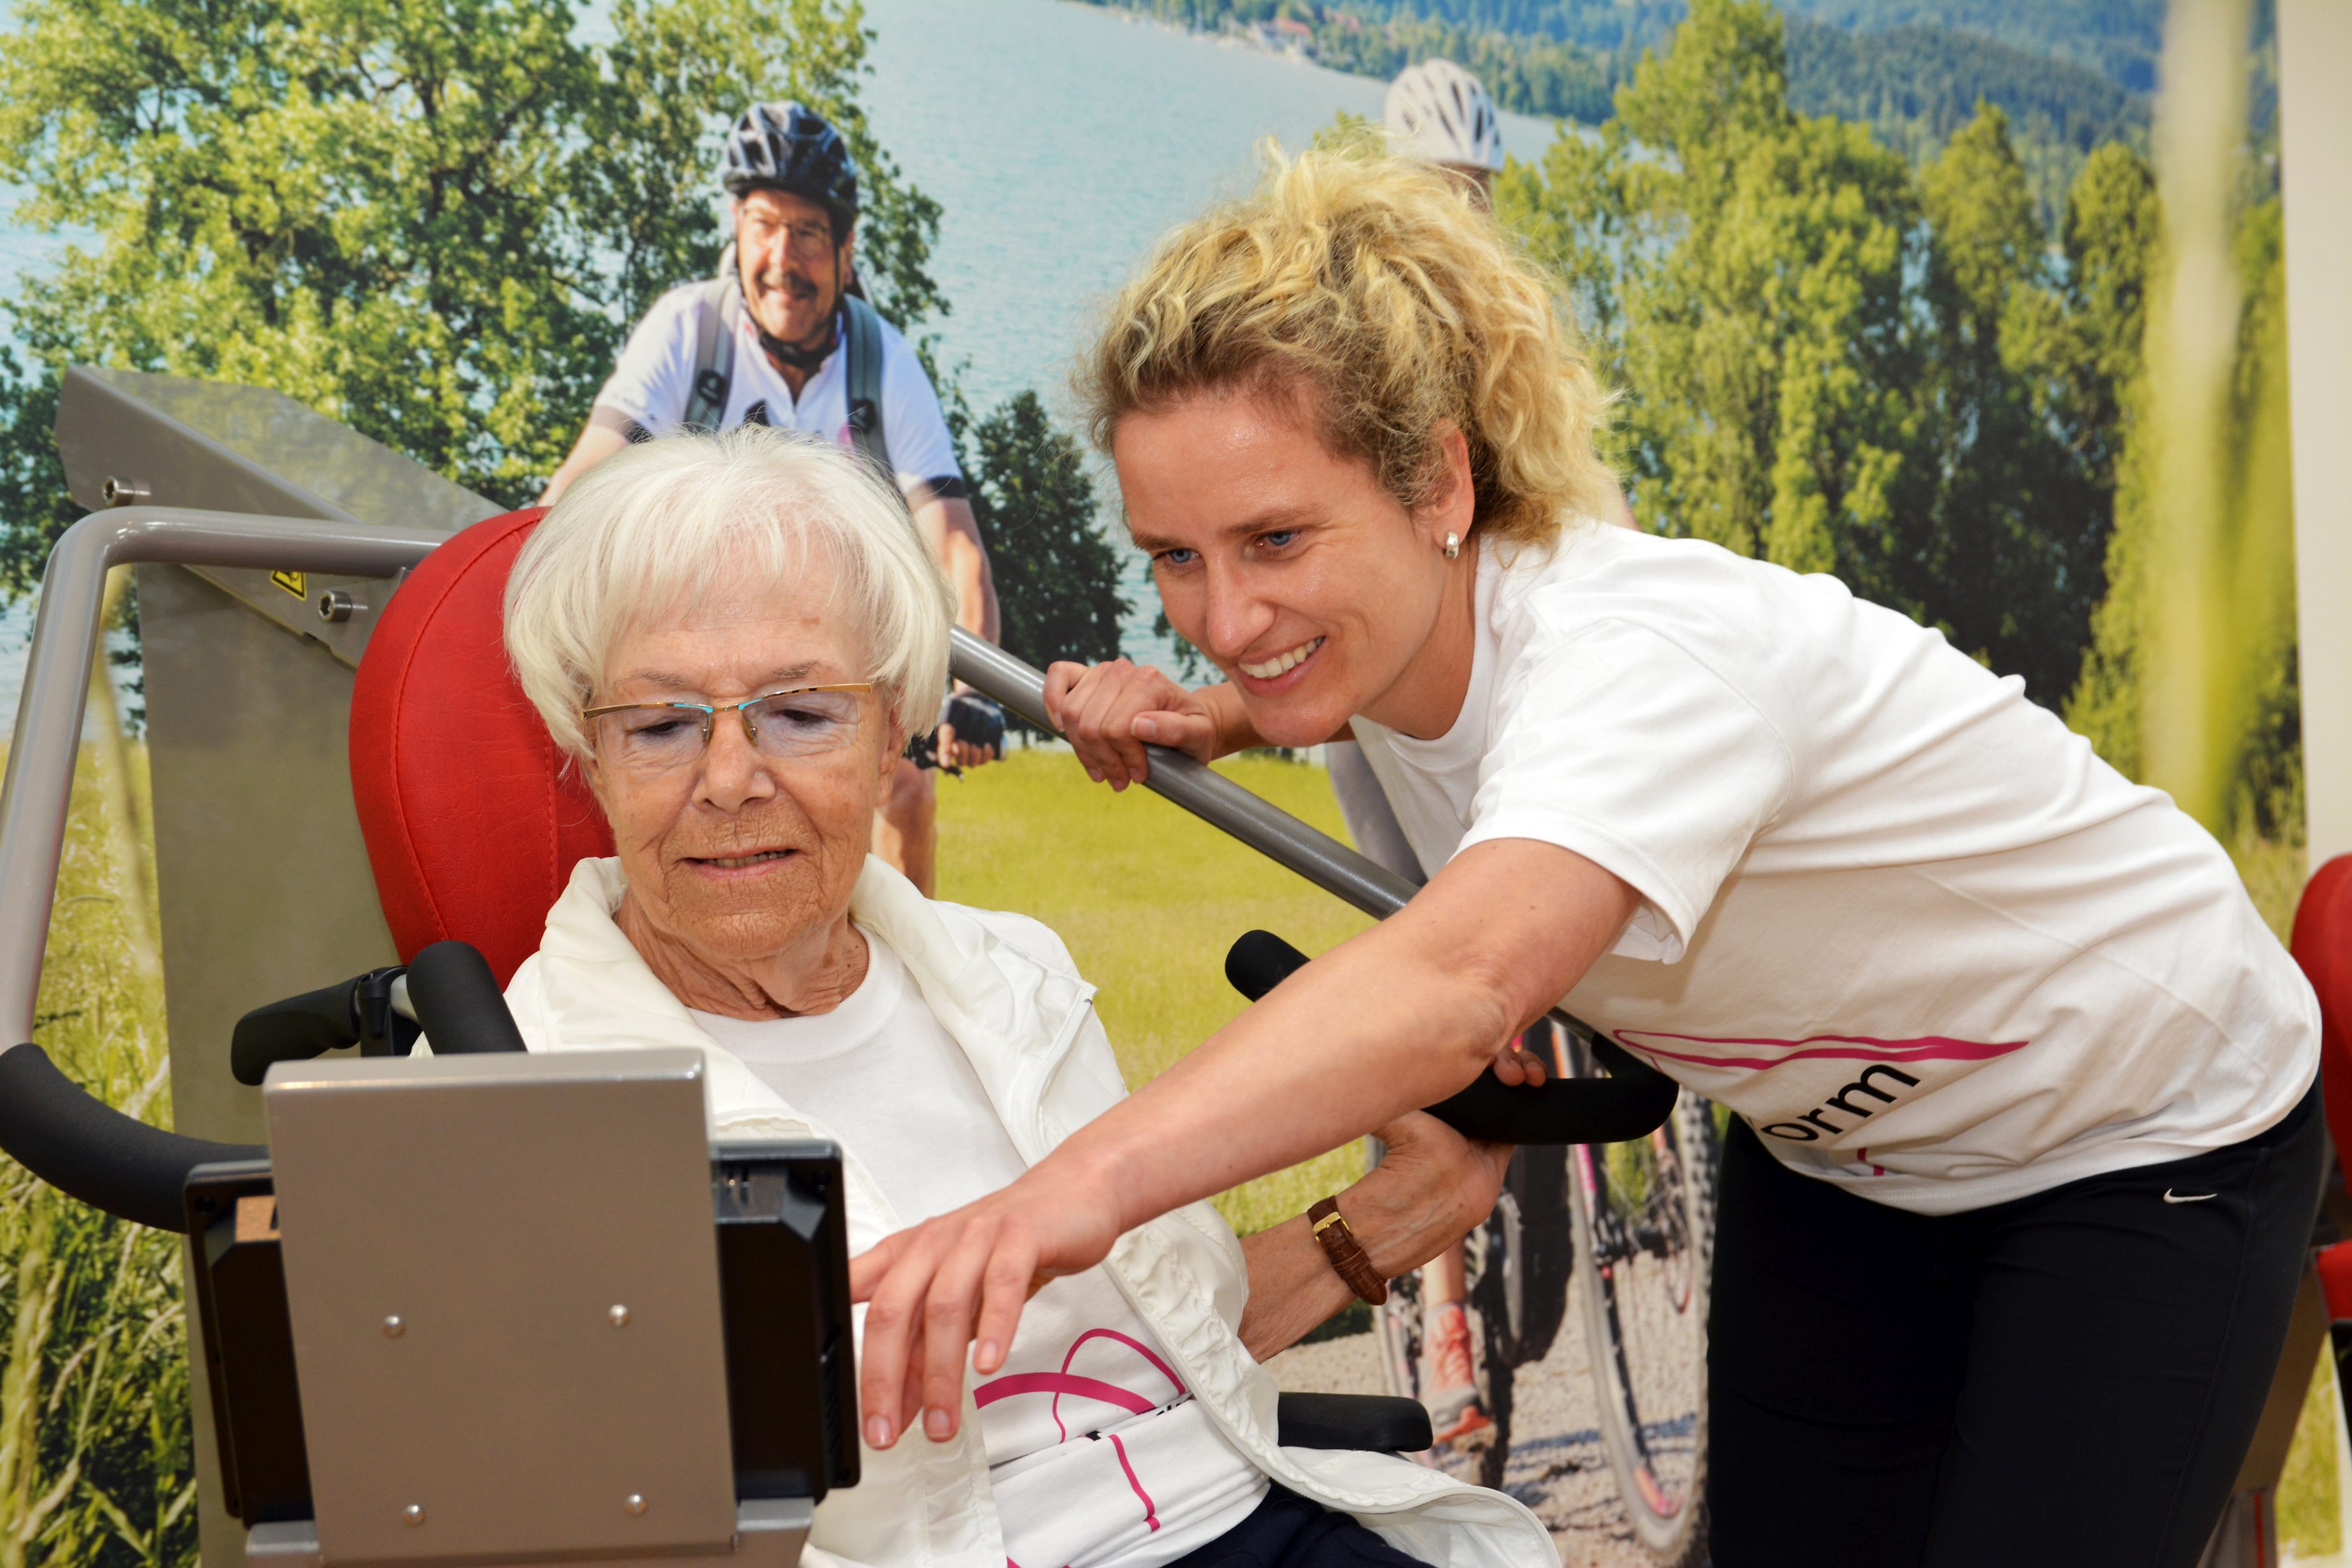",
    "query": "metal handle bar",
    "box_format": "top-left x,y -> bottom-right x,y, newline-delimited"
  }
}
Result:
0,507 -> 445,1044
0,509 -> 445,1229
